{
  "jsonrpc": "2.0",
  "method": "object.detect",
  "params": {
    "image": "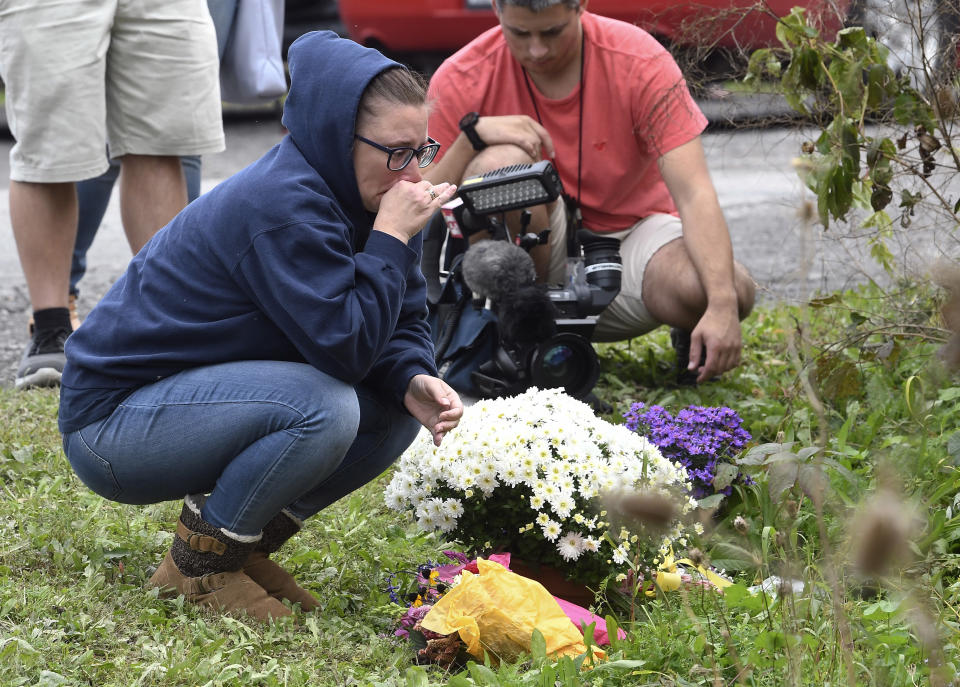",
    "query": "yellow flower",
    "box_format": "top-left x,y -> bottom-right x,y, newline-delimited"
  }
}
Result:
652,551 -> 683,593
649,548 -> 733,596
